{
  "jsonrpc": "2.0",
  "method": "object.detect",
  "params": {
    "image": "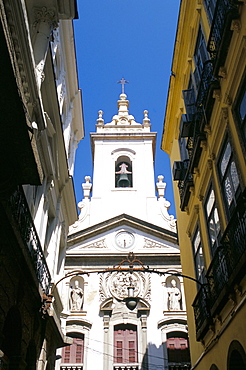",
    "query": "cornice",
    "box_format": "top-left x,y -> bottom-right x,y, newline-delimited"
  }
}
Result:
68,213 -> 178,246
